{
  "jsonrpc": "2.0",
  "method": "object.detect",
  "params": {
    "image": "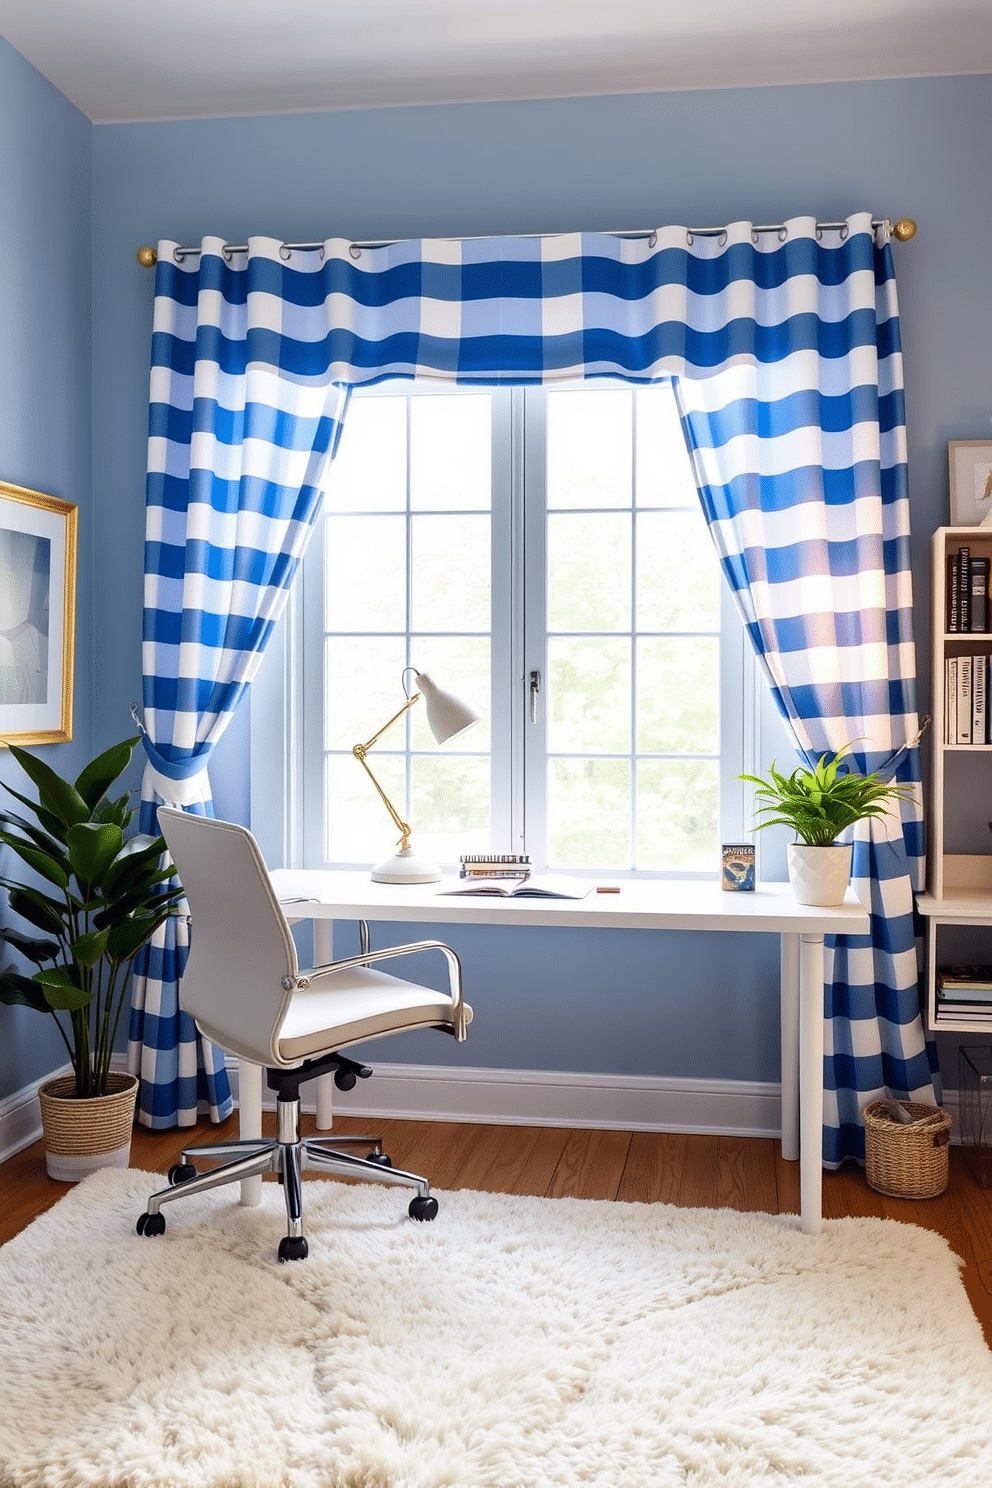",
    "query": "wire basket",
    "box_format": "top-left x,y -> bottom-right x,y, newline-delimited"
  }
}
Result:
862,1100 -> 951,1200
